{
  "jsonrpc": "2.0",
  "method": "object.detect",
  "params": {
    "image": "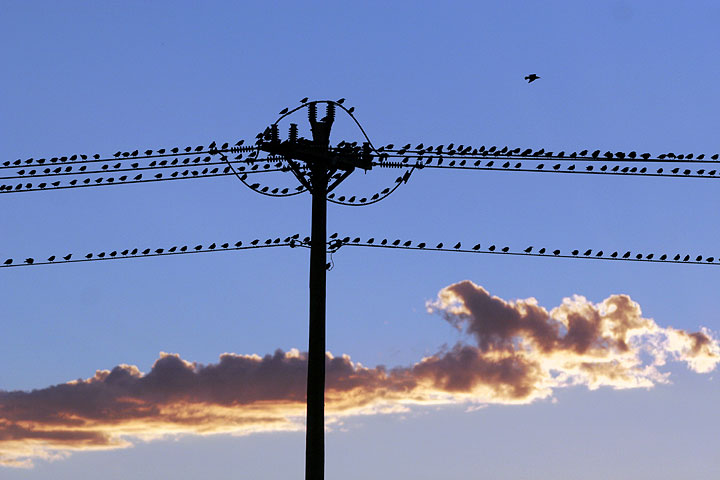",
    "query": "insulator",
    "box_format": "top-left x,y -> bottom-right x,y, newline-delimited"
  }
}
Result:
325,103 -> 335,123
271,124 -> 279,143
289,123 -> 298,143
308,103 -> 317,123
